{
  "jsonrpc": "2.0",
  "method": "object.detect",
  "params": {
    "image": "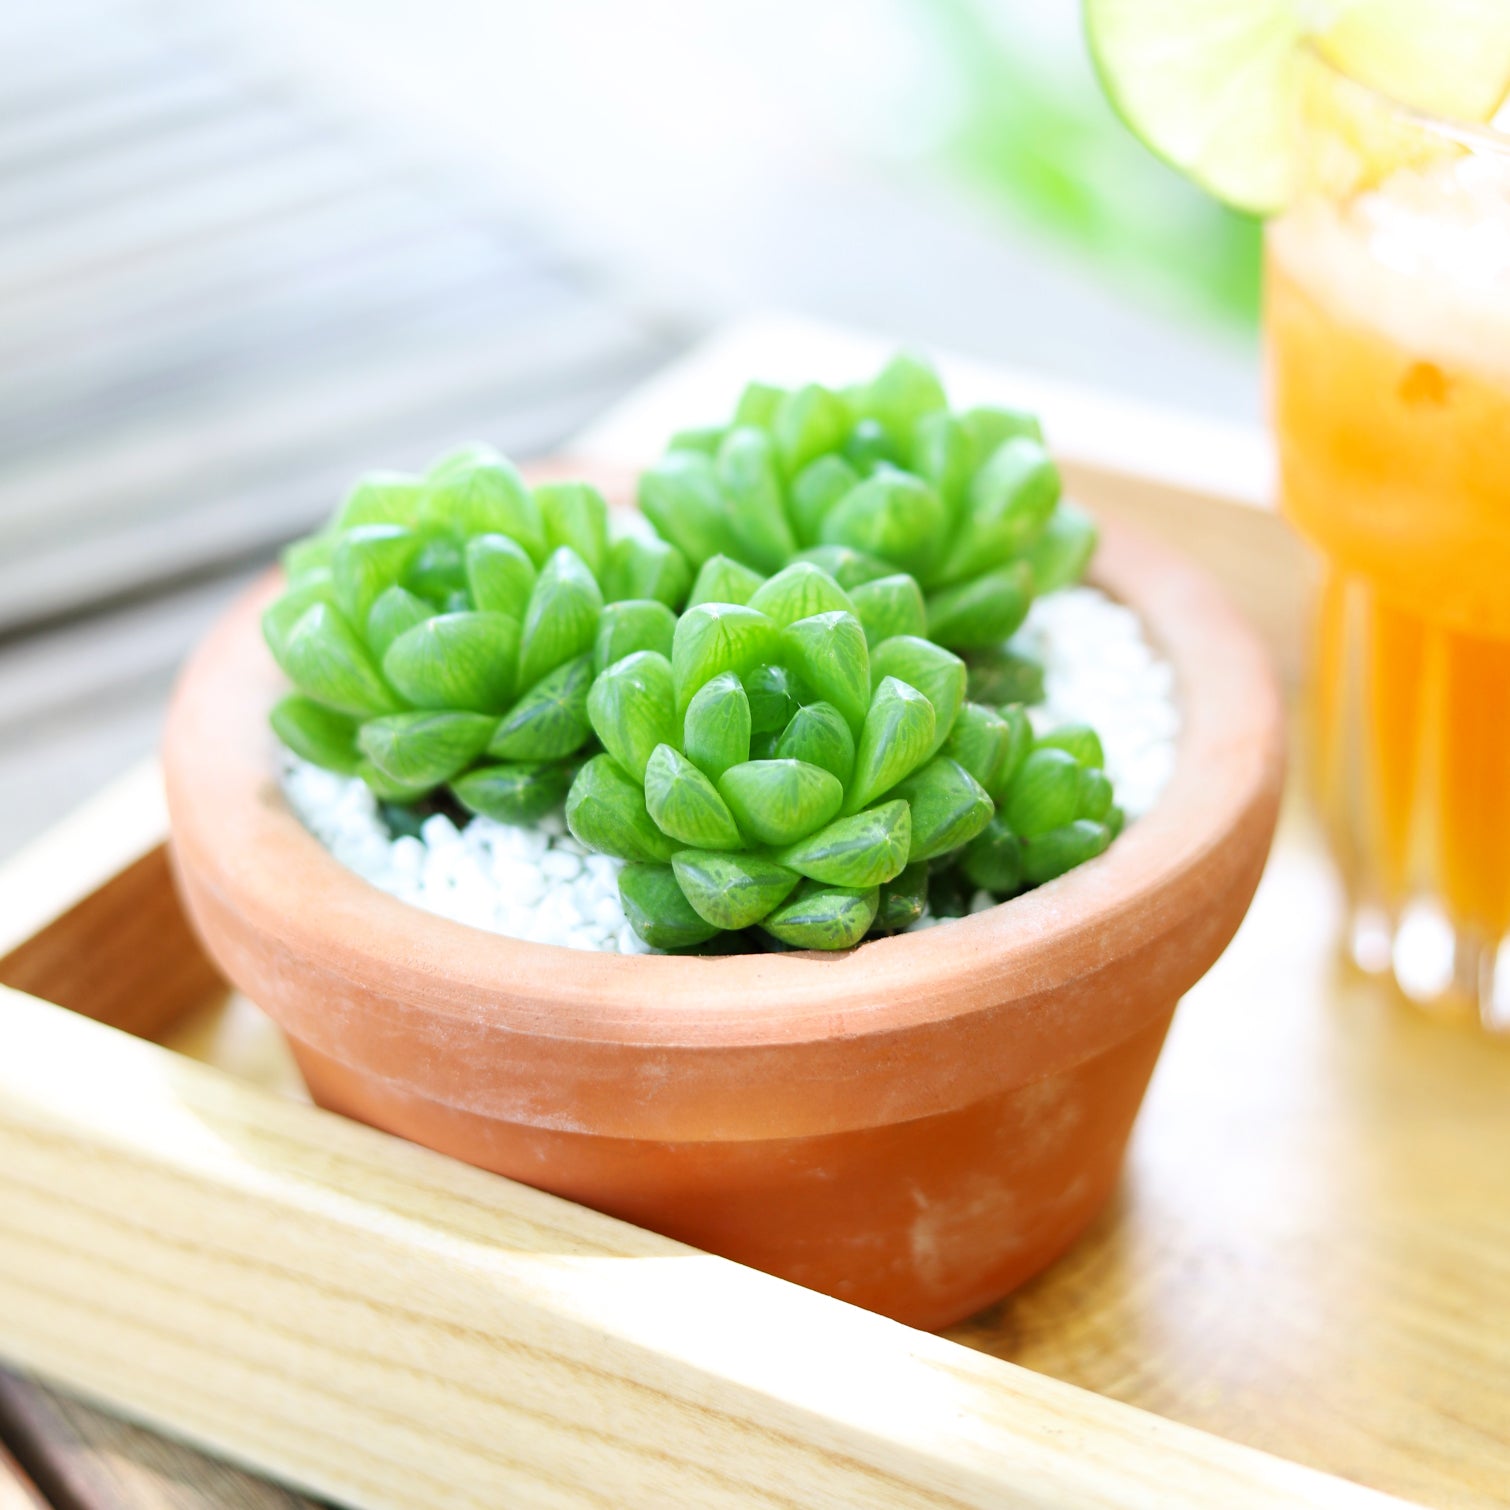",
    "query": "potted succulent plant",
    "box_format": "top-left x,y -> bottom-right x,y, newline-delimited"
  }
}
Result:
165,356 -> 1283,1329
